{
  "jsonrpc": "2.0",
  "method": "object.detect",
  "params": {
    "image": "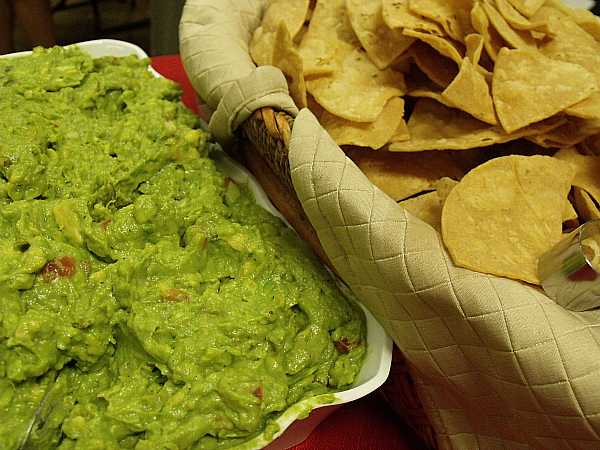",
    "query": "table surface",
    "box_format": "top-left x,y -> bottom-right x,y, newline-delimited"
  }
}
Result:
149,55 -> 428,450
